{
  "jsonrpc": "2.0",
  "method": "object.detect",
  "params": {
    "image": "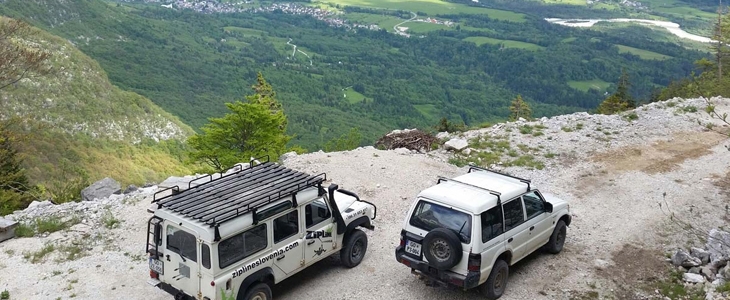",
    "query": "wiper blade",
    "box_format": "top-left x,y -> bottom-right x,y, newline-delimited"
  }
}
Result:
167,244 -> 186,262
